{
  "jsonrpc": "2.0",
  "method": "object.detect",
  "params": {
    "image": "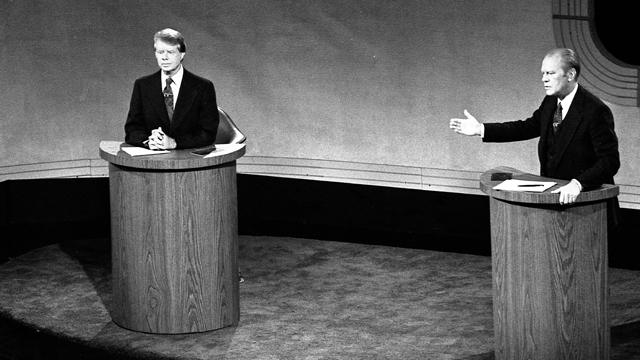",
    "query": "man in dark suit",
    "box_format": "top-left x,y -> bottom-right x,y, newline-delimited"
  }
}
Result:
125,28 -> 219,150
449,48 -> 620,206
